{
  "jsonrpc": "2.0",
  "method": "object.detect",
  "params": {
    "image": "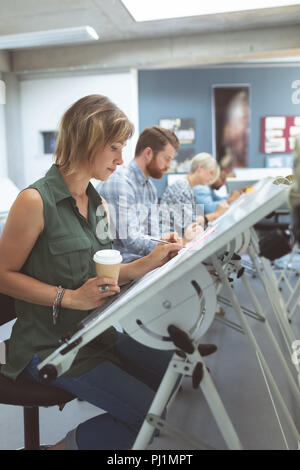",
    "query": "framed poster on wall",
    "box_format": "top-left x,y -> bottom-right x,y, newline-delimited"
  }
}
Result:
261,116 -> 300,154
170,148 -> 195,173
159,118 -> 195,145
159,118 -> 195,173
212,85 -> 250,169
